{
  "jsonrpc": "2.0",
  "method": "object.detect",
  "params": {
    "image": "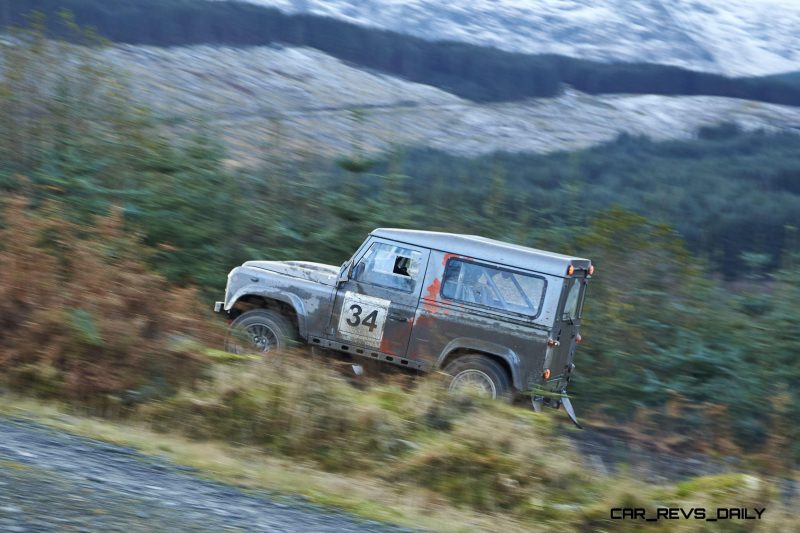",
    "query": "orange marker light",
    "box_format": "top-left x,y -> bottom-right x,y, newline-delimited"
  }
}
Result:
543,368 -> 551,380
567,264 -> 575,276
